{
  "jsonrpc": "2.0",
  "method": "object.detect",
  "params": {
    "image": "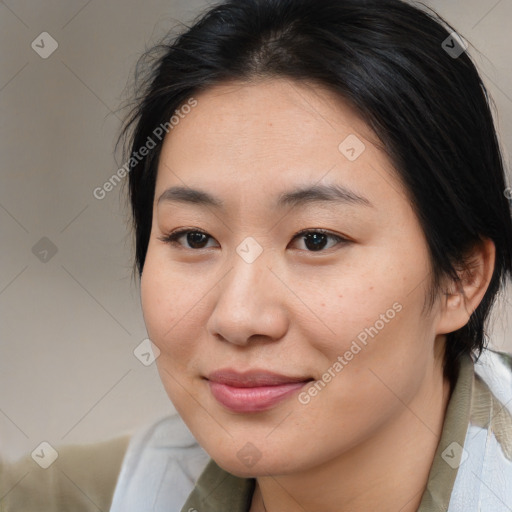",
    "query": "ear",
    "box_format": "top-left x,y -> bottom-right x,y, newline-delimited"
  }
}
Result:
435,237 -> 496,335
